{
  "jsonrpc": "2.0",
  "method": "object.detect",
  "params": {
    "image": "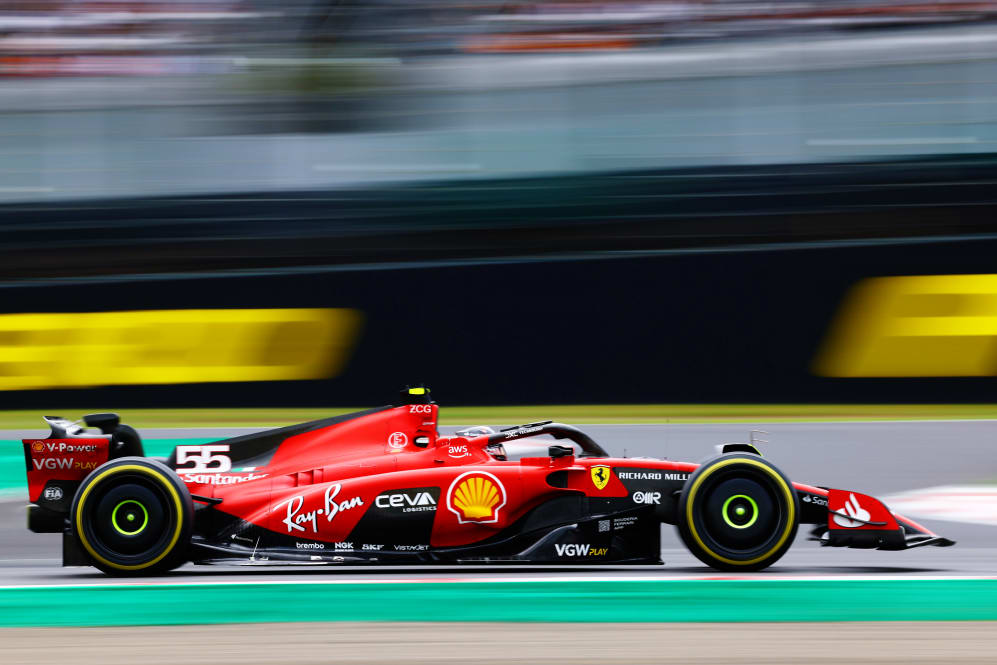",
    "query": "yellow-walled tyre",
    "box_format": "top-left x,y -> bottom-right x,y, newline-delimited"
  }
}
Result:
677,454 -> 799,572
71,457 -> 193,576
